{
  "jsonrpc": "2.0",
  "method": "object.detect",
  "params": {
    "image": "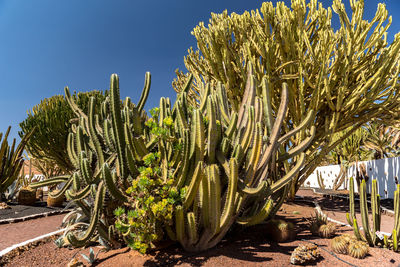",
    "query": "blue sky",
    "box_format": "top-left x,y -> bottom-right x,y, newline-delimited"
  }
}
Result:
0,0 -> 399,141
